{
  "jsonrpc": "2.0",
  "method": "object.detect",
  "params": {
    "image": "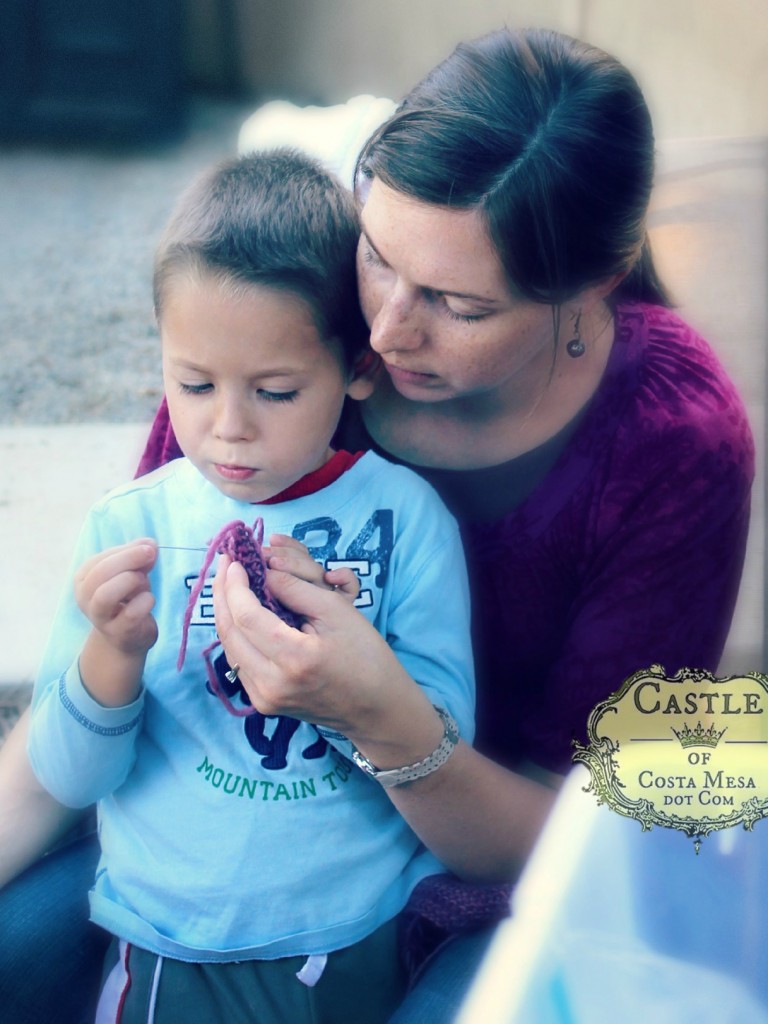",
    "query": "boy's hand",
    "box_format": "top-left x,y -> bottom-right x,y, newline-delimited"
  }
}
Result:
264,534 -> 360,603
74,540 -> 159,657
